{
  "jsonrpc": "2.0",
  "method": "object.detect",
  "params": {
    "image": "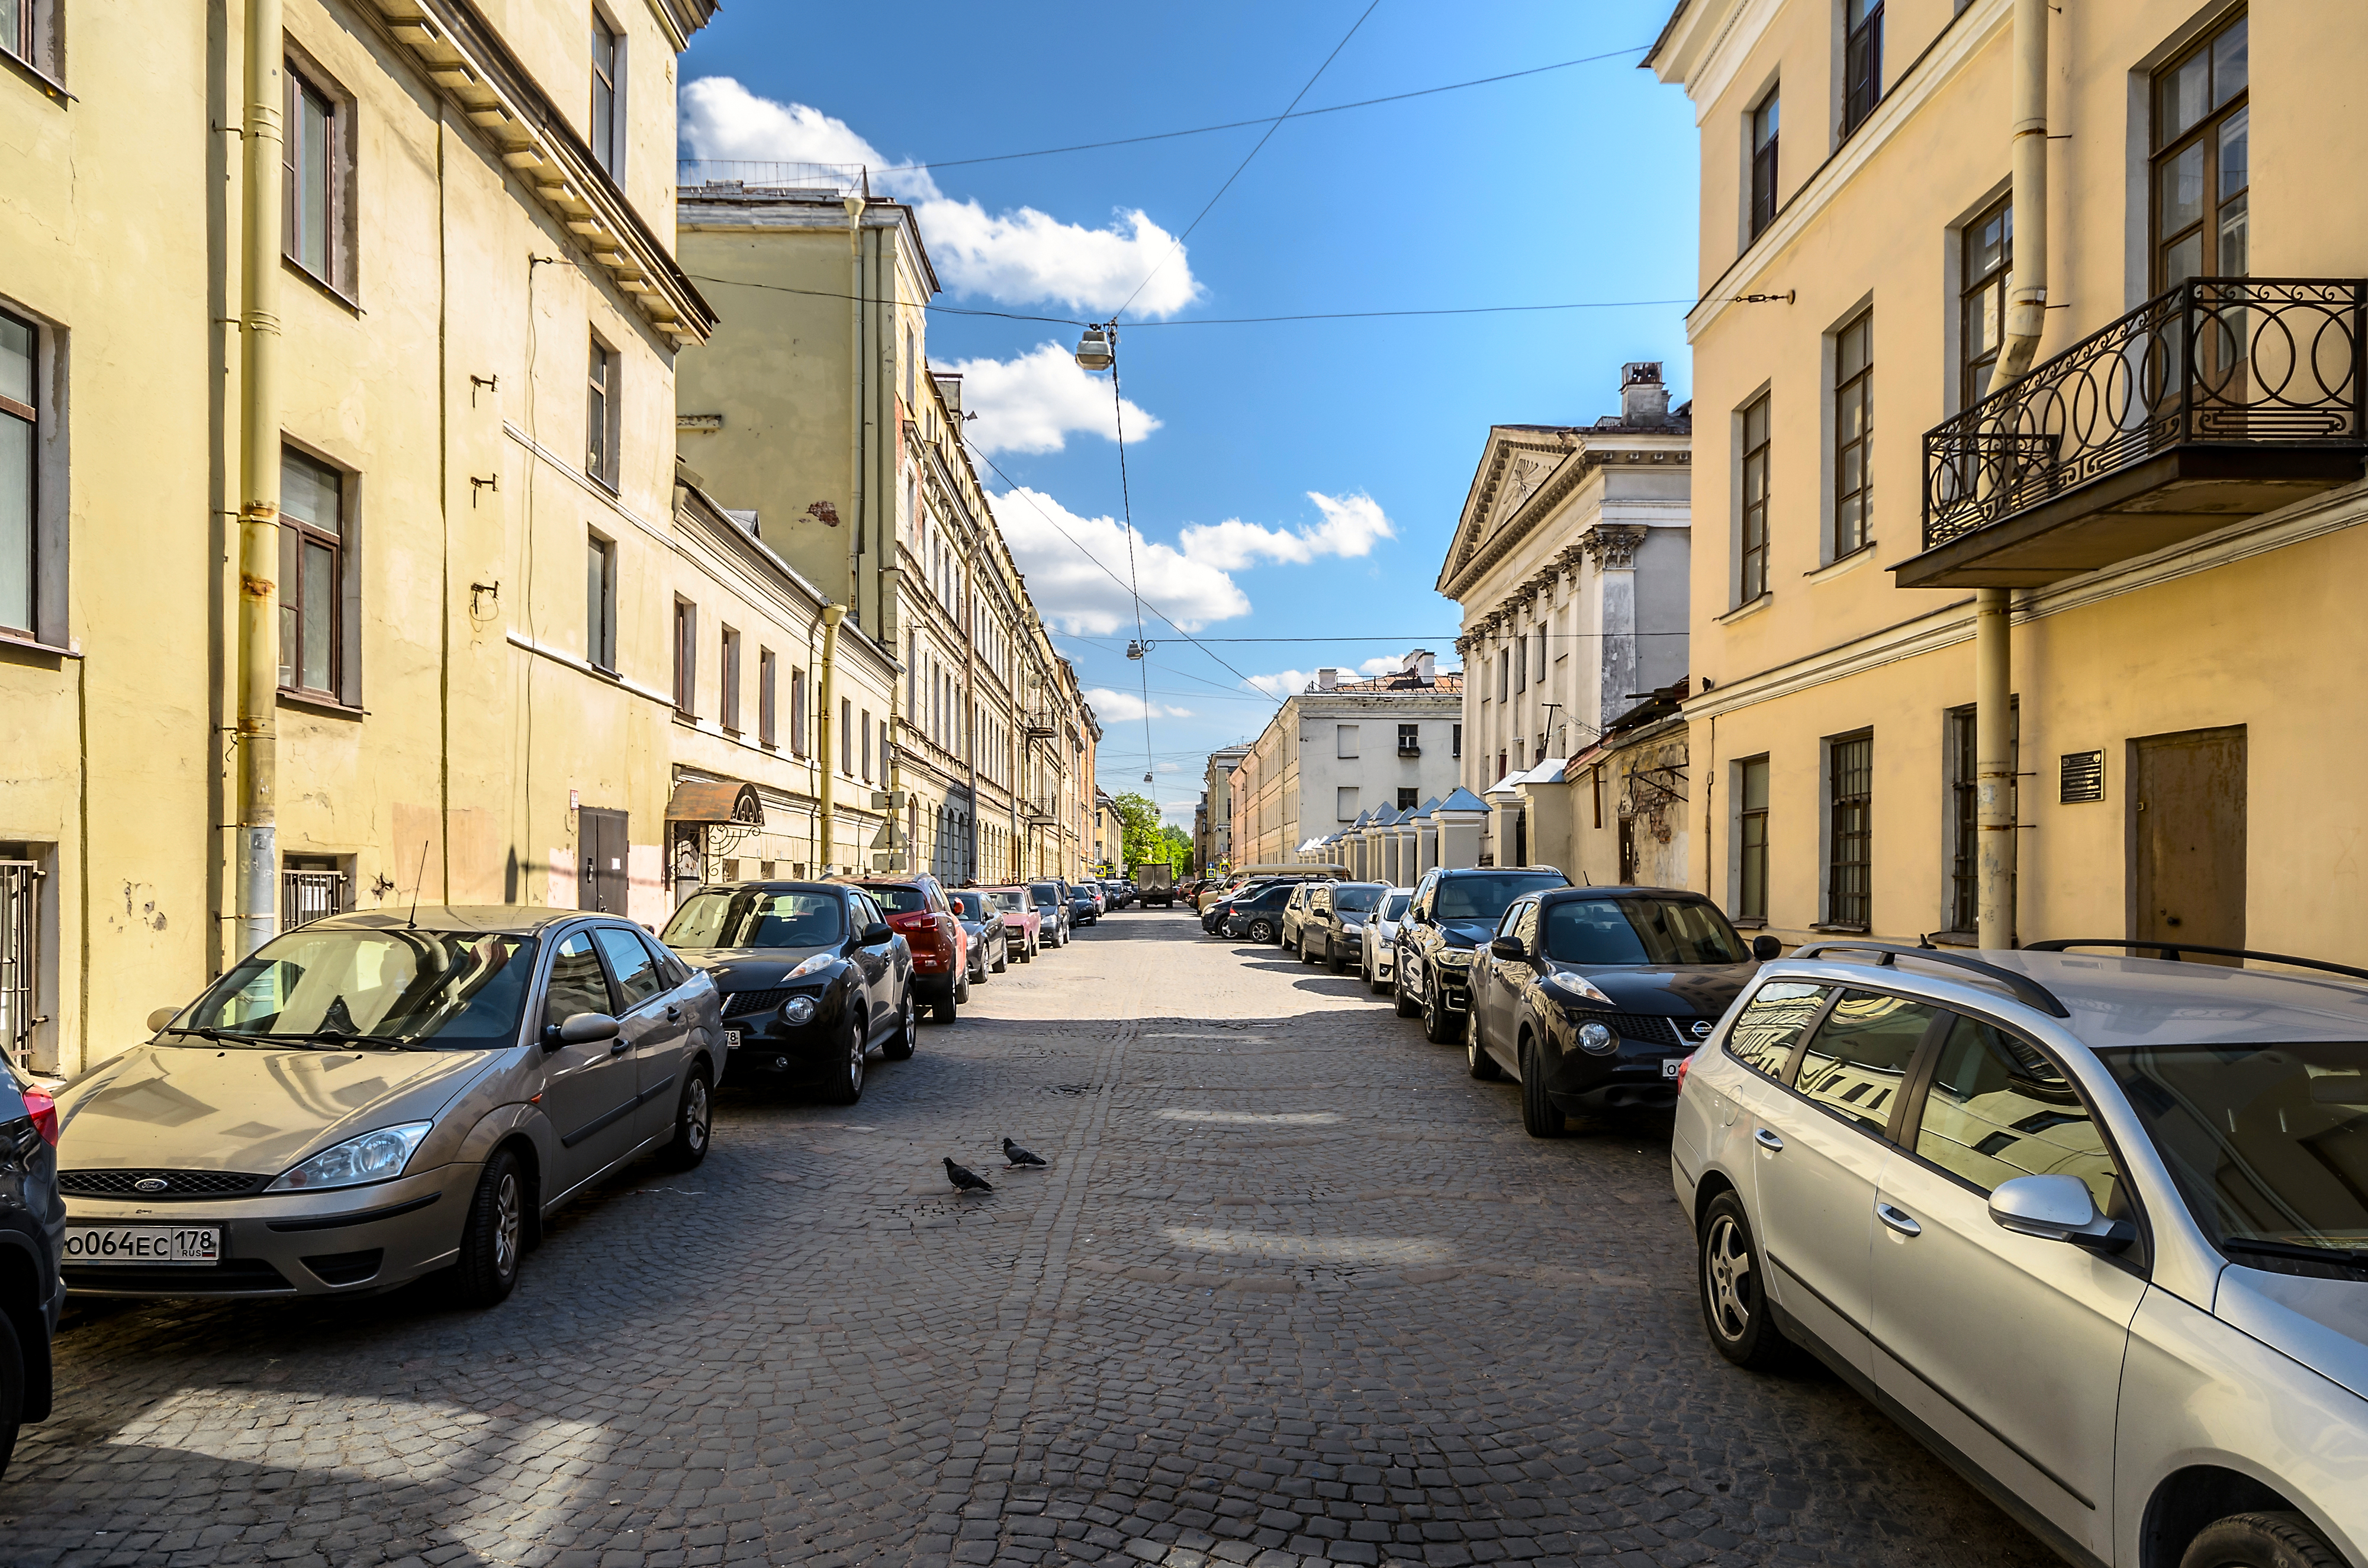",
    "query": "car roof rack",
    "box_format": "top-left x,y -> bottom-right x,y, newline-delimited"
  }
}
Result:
2023,939 -> 2368,986
1788,939 -> 2071,1018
